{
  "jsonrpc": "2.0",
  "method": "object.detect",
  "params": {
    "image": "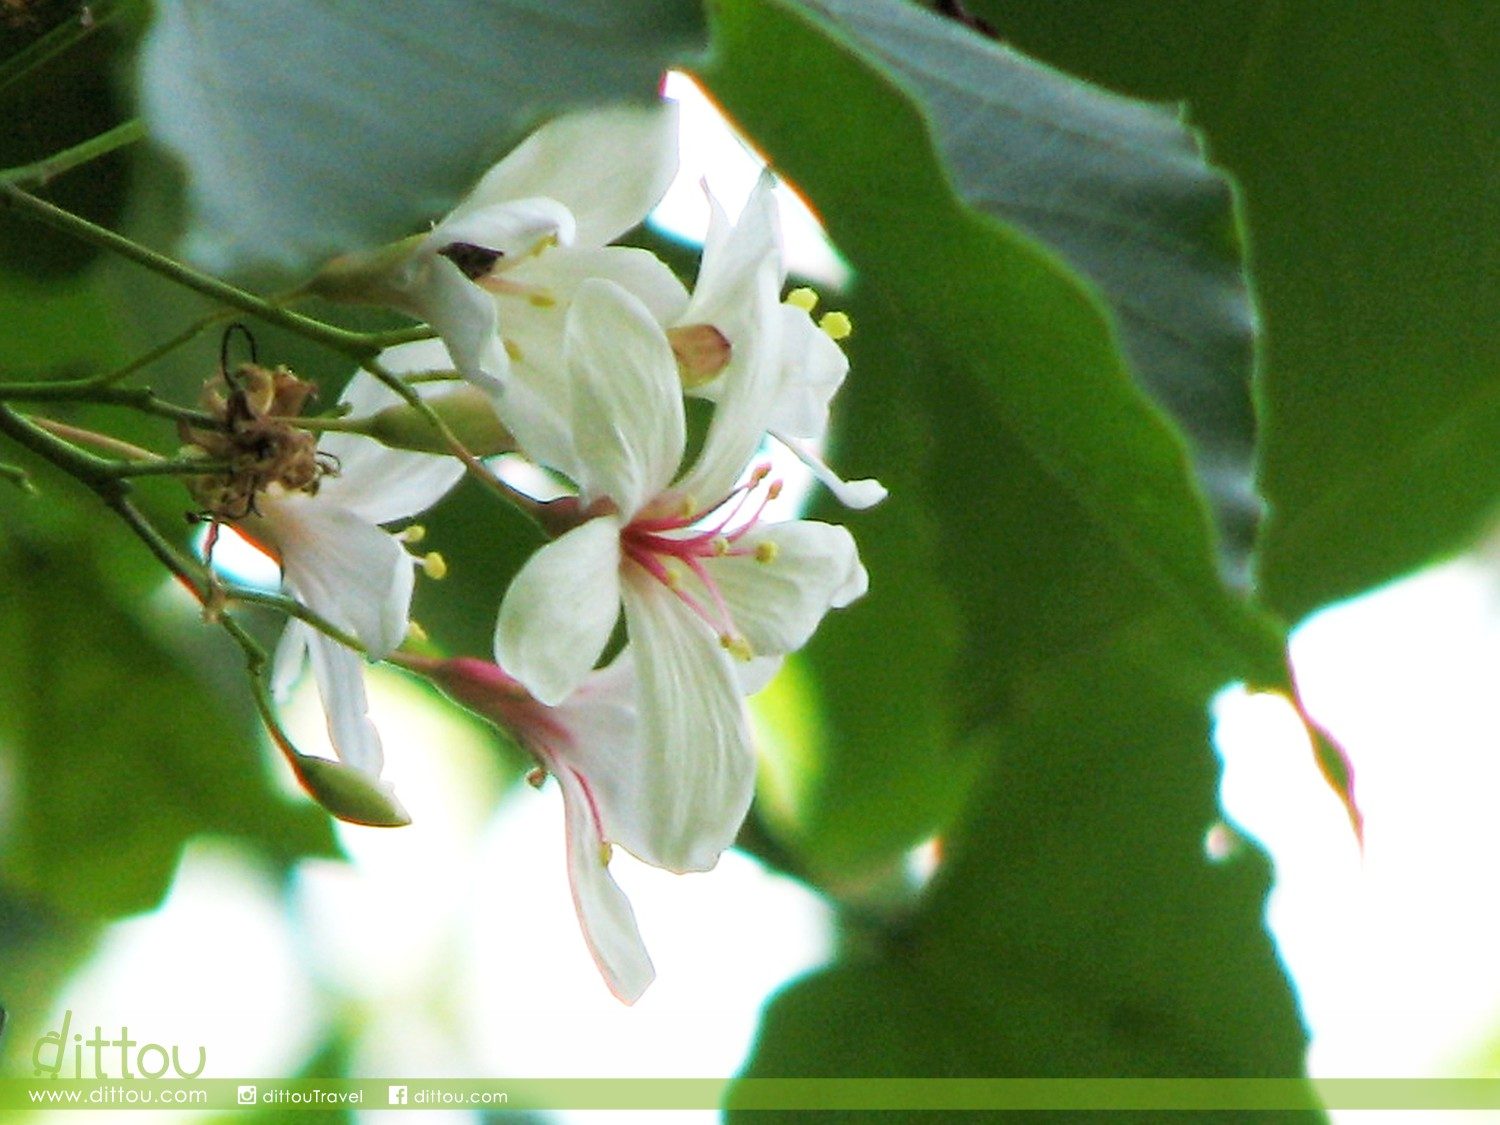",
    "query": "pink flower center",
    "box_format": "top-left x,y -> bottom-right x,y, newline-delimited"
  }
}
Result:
620,463 -> 782,657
